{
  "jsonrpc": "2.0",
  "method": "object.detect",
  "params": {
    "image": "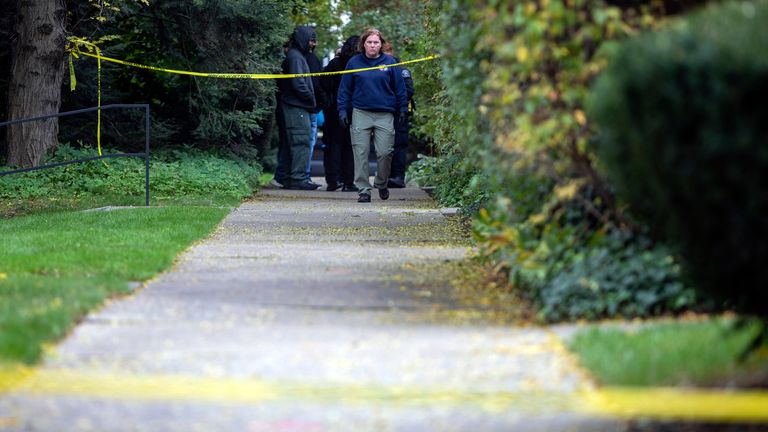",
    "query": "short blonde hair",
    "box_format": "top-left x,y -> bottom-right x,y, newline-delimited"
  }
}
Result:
358,28 -> 386,52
